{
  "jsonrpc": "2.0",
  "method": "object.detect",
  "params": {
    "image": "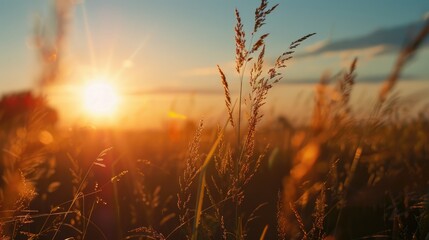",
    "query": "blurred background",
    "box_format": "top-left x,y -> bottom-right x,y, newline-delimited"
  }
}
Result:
1,0 -> 428,129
